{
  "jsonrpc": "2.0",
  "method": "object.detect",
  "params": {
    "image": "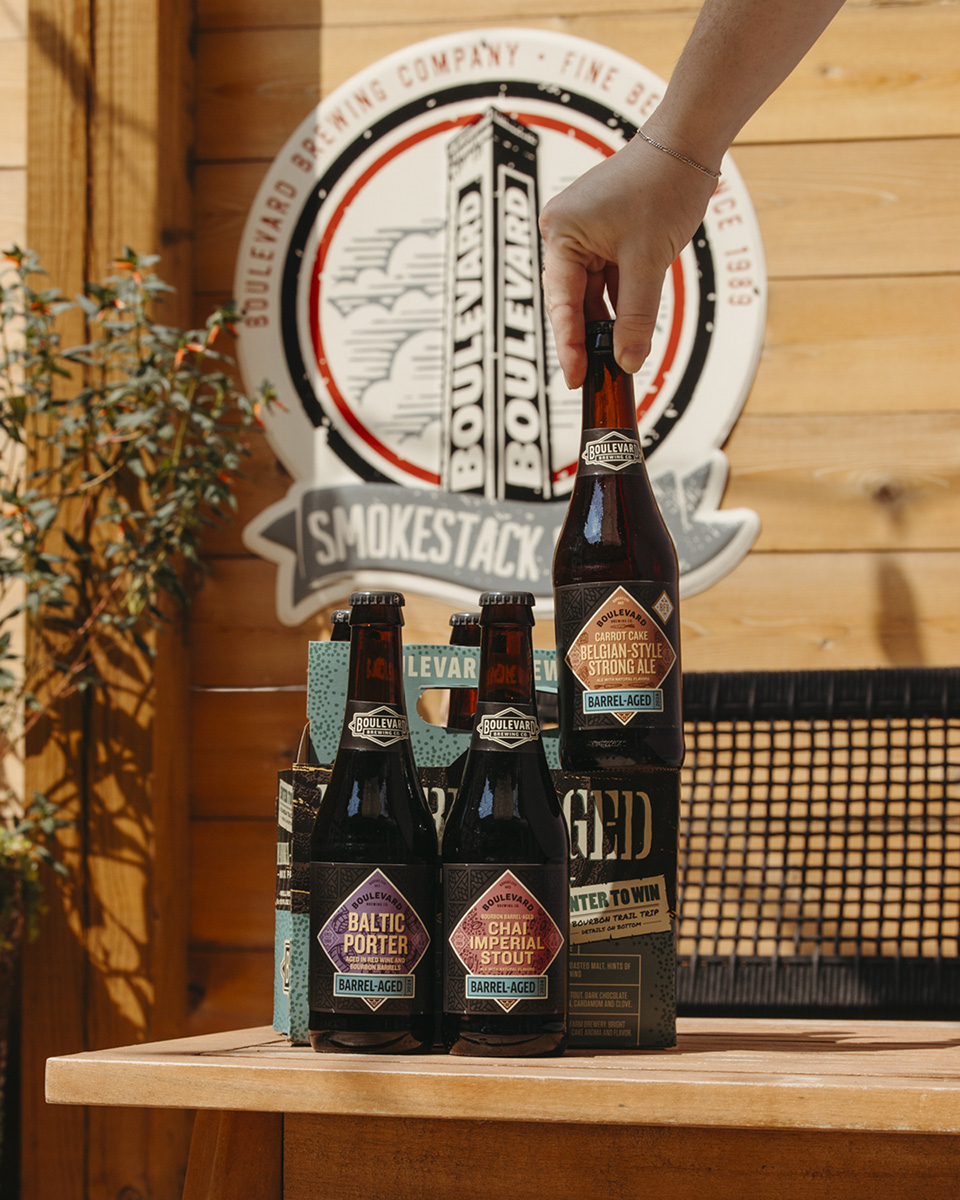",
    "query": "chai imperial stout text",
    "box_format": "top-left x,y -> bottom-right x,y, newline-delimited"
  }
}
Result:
308,591 -> 439,1053
441,591 -> 569,1056
553,320 -> 684,772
